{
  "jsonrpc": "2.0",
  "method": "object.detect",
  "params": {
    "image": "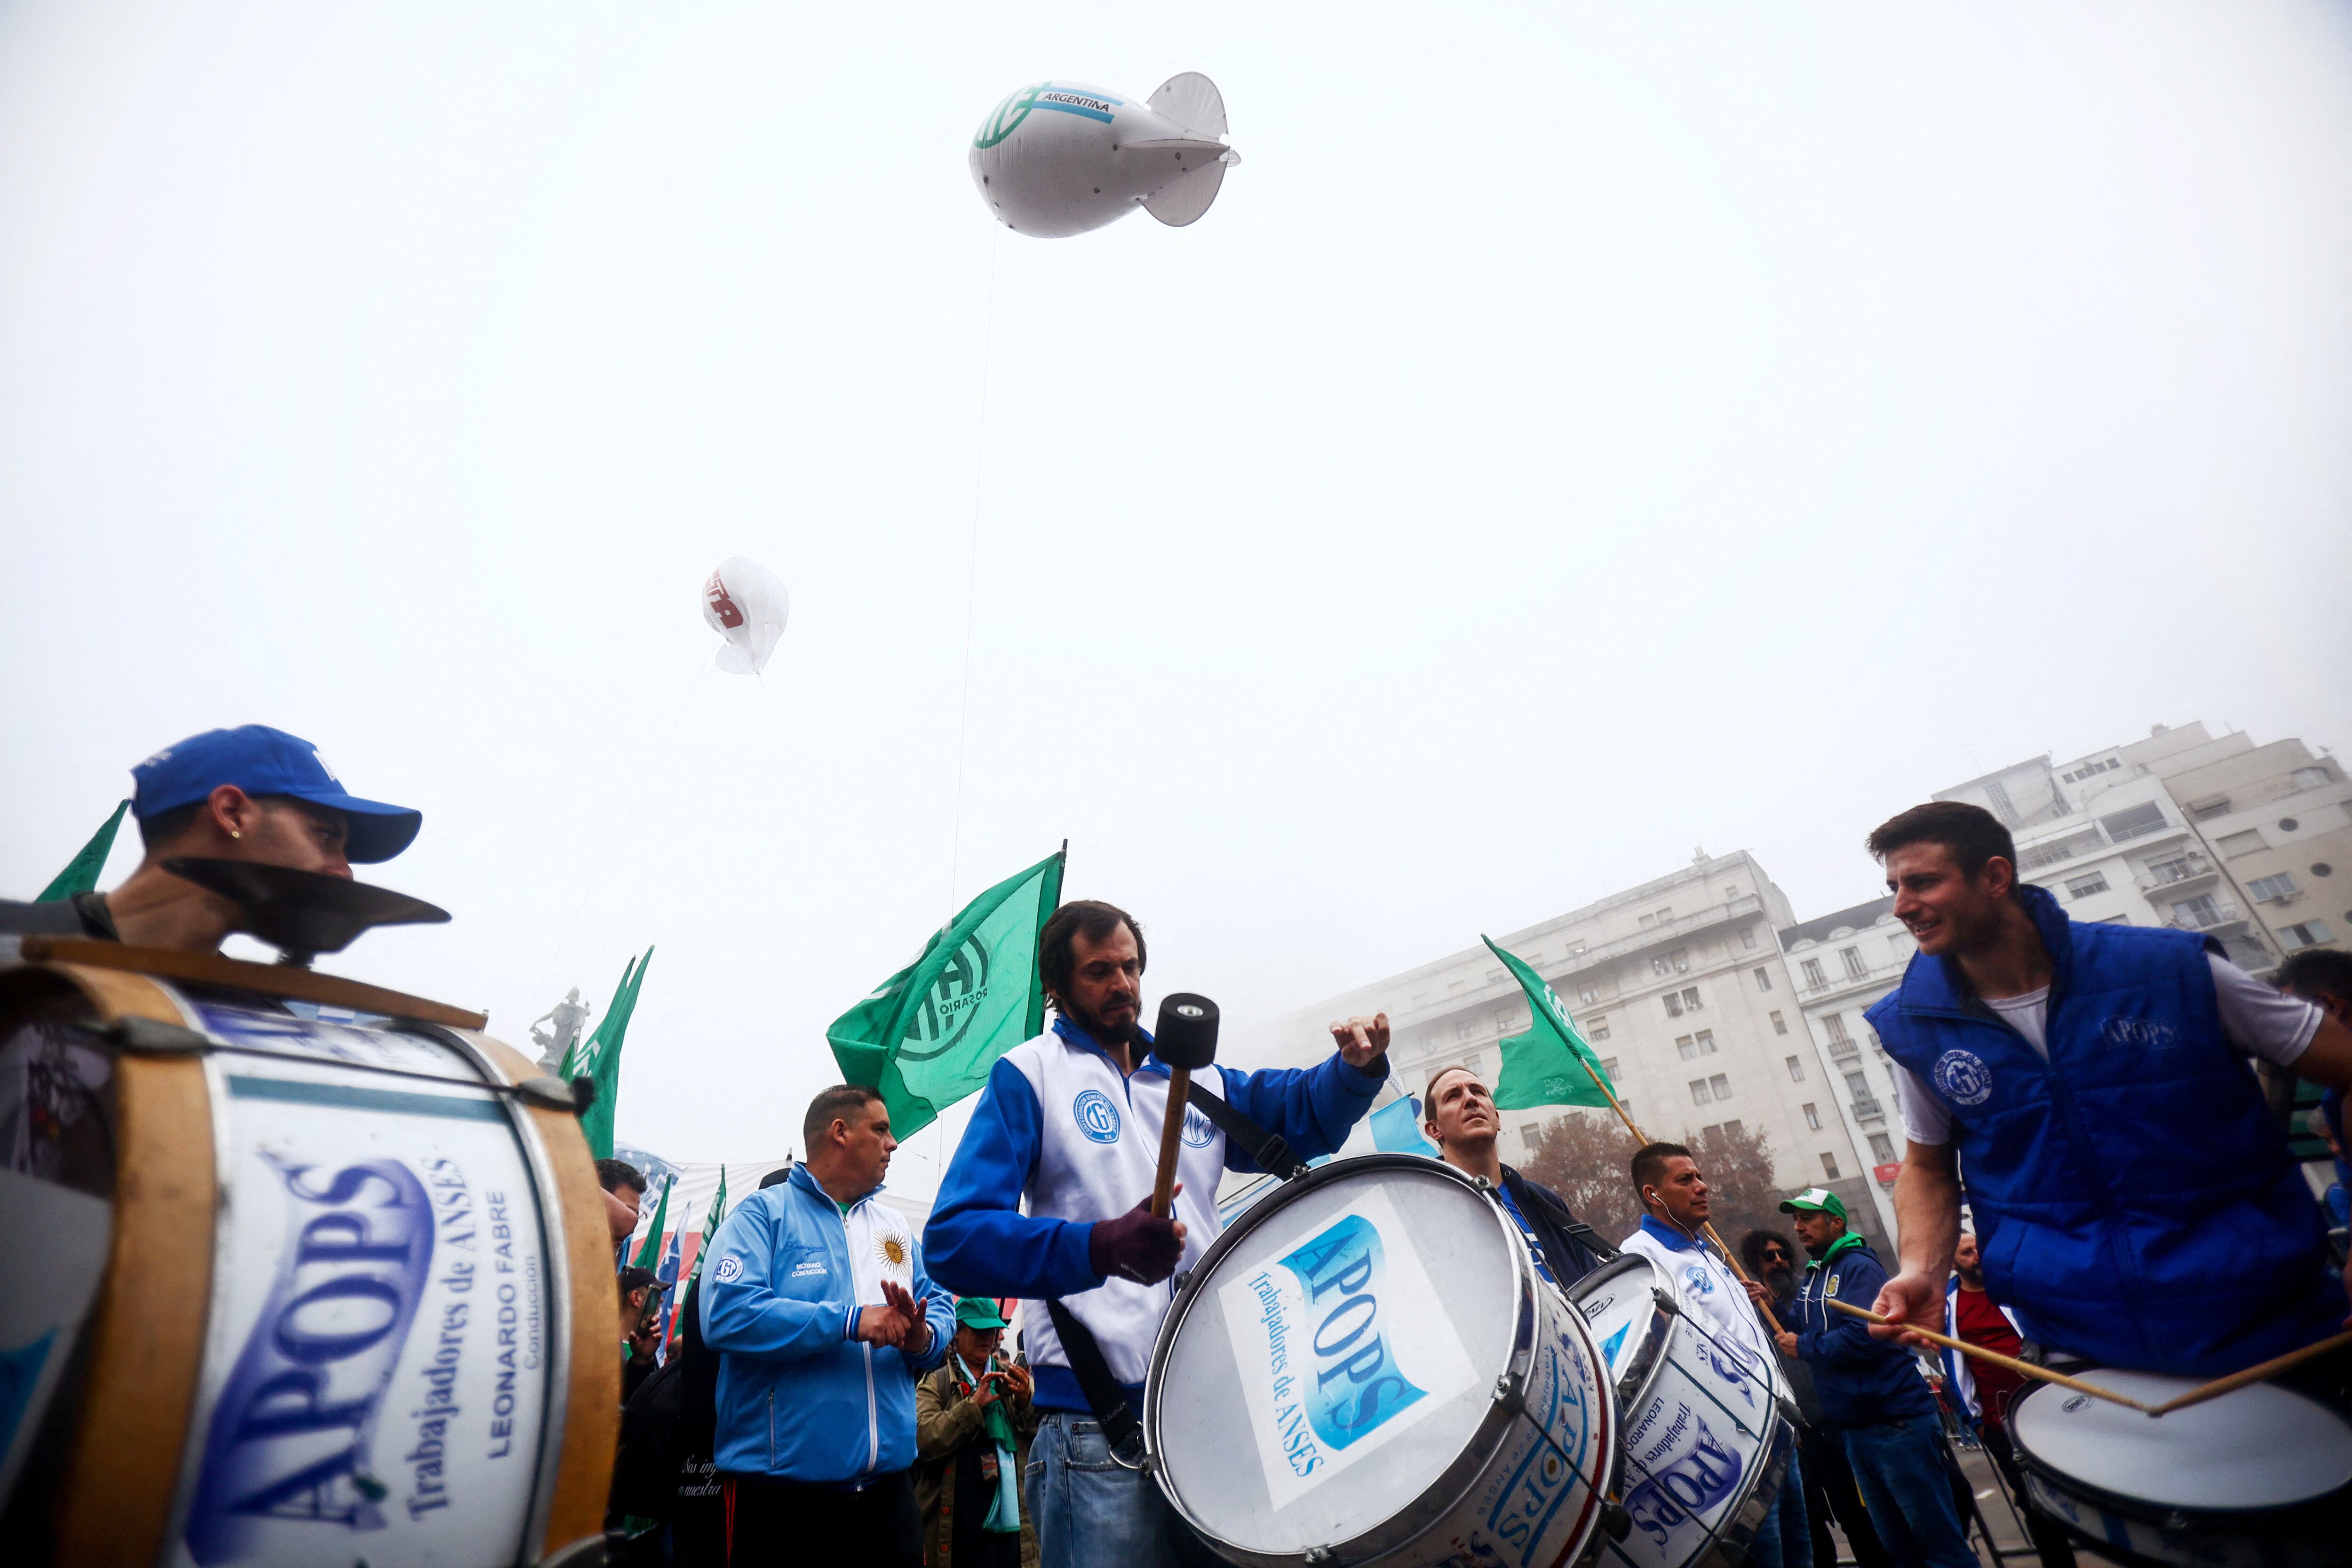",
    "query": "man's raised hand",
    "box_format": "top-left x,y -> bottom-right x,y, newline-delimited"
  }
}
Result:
881,1279 -> 932,1357
1329,1012 -> 1391,1070
1868,1269 -> 1943,1348
854,1303 -> 910,1347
